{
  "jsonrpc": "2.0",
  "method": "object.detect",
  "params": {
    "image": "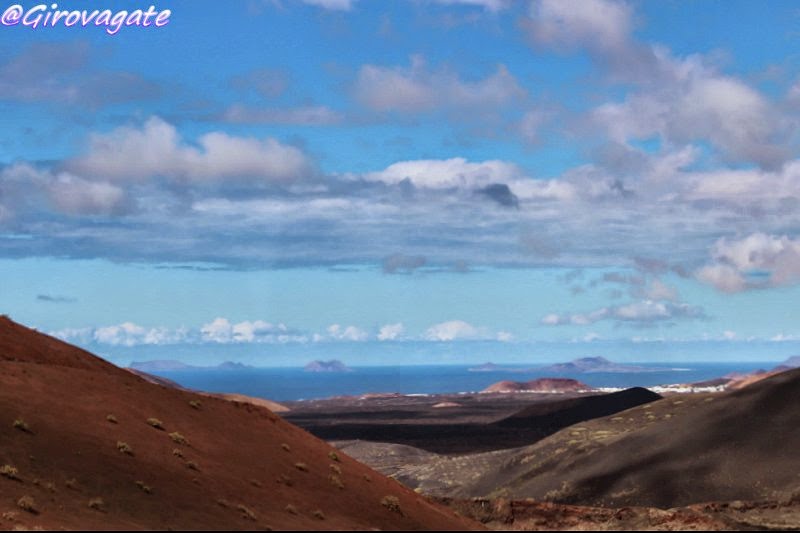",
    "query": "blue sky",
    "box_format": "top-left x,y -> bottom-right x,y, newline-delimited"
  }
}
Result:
3,0 -> 800,365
